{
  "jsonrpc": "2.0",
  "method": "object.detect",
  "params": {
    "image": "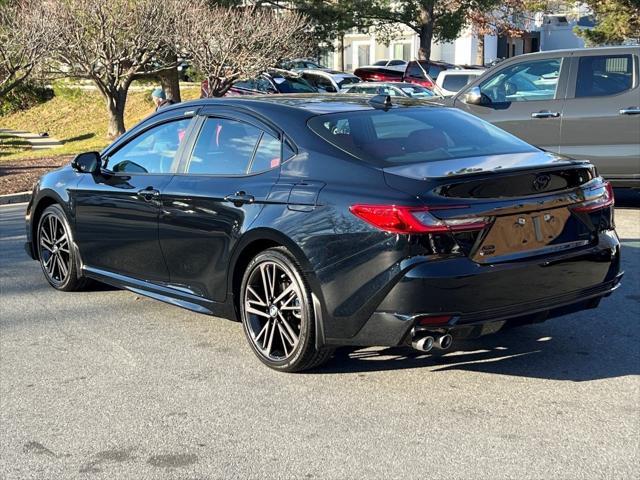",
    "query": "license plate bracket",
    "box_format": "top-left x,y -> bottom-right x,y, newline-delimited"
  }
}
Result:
472,207 -> 570,262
